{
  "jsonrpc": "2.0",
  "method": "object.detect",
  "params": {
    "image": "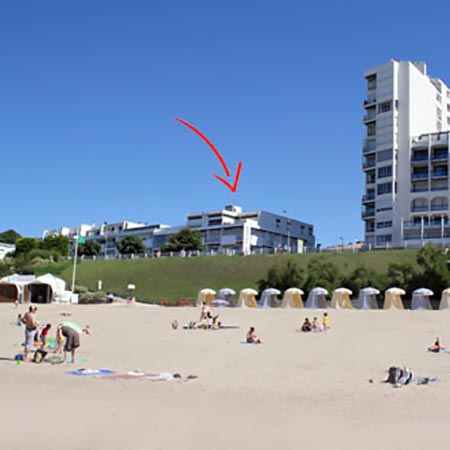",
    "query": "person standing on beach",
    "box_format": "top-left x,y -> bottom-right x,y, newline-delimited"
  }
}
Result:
21,306 -> 38,362
58,324 -> 80,363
